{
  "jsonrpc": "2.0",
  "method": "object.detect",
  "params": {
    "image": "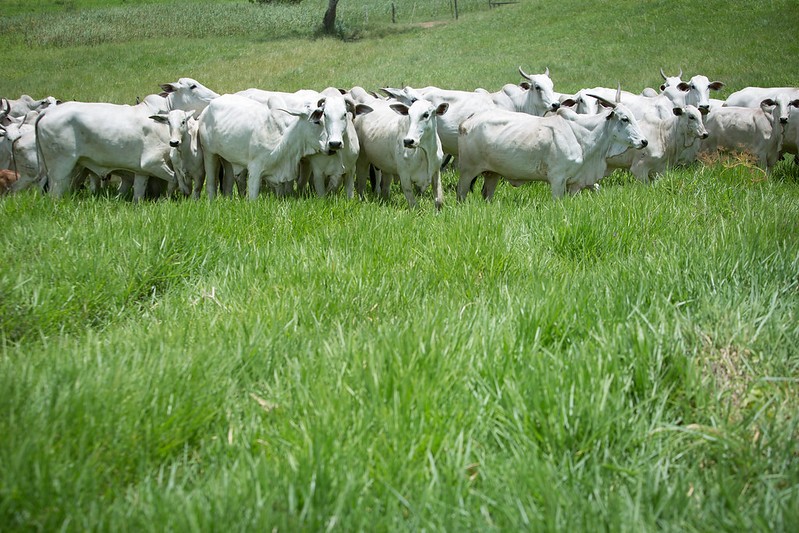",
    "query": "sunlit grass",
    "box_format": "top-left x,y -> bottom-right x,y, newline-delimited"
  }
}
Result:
1,0 -> 799,530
